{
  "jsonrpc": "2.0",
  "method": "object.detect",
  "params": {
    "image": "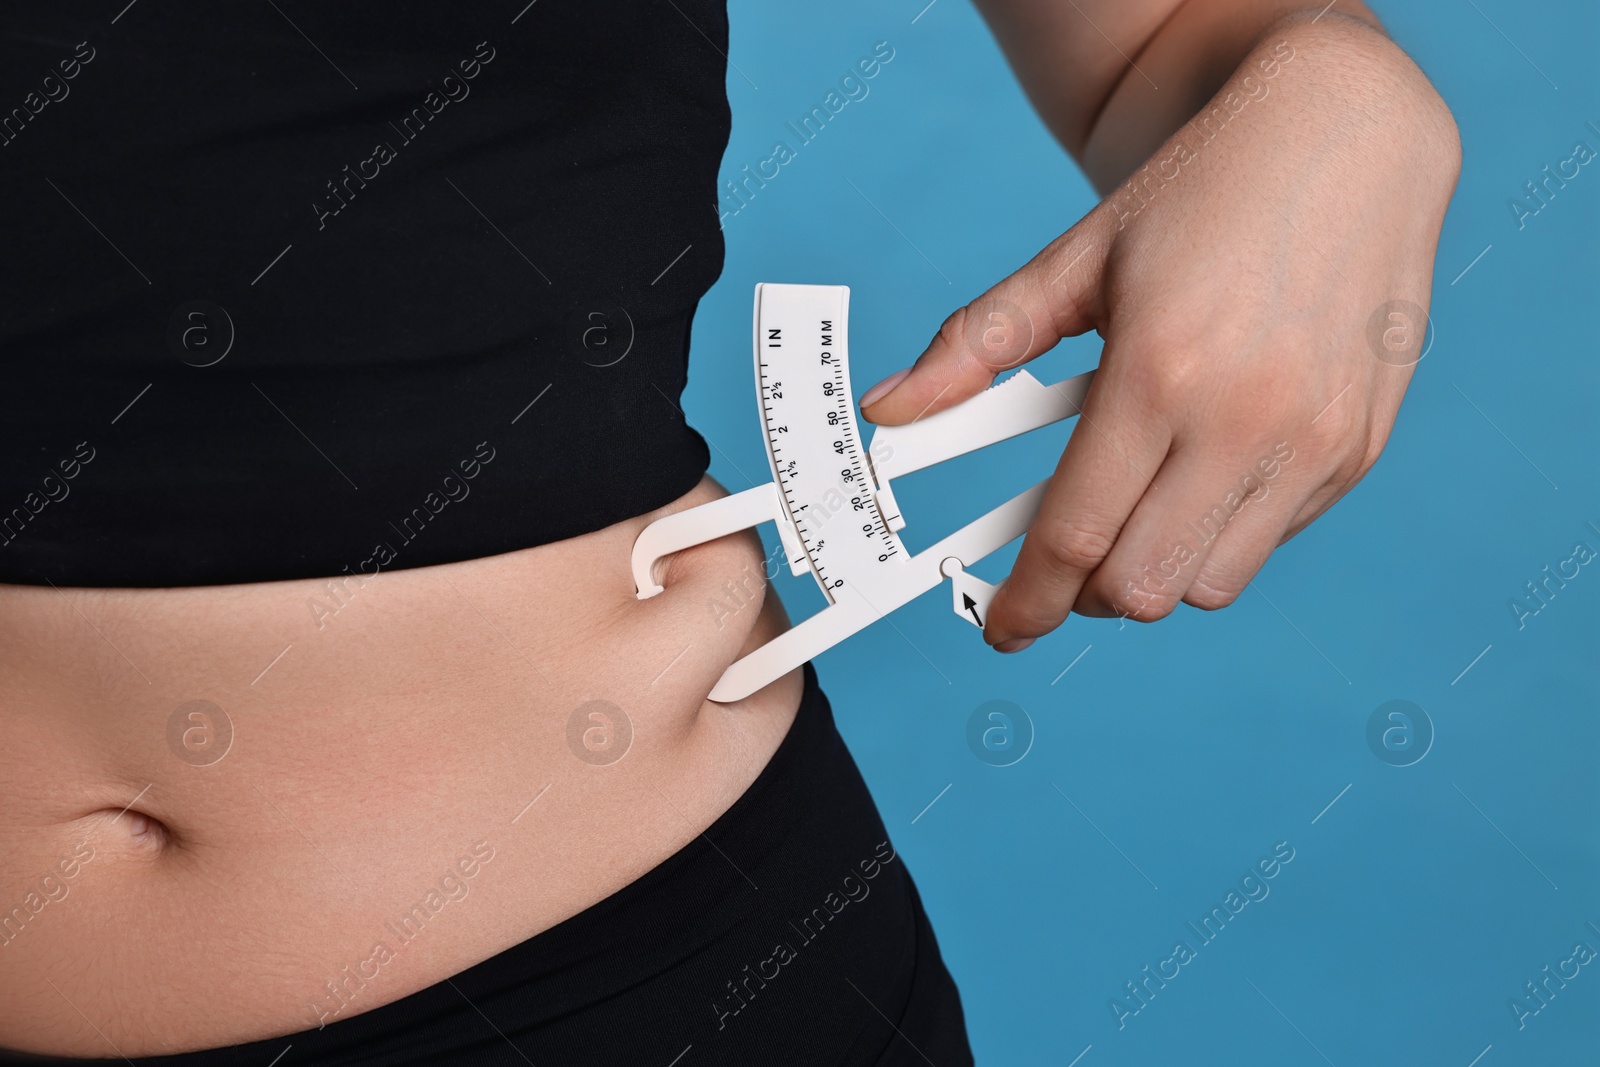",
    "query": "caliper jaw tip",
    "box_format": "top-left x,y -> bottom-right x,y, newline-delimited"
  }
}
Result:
632,551 -> 667,601
631,482 -> 788,600
940,557 -> 999,630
